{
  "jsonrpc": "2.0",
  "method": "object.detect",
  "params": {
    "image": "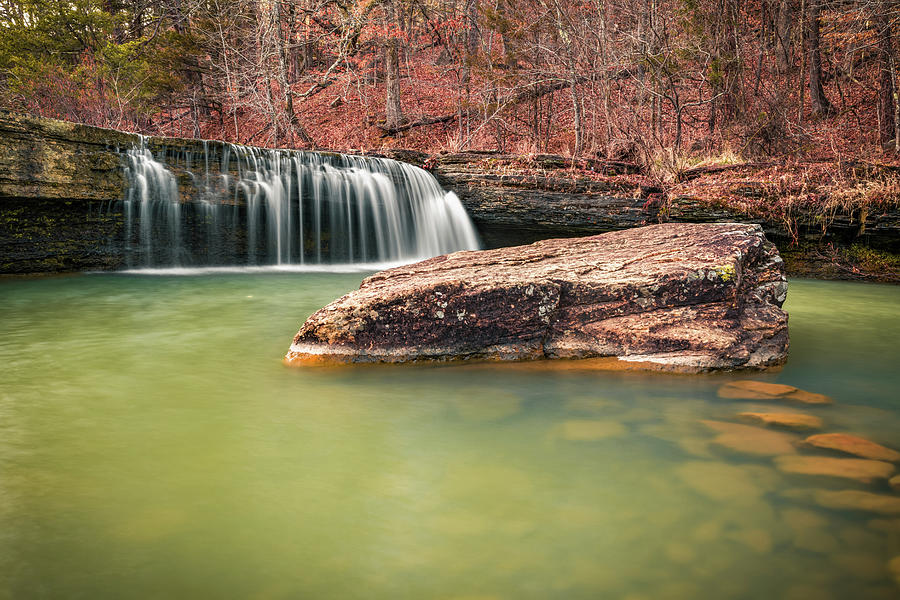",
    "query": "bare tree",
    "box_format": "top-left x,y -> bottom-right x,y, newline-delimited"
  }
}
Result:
383,0 -> 404,131
805,0 -> 833,116
876,1 -> 897,149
